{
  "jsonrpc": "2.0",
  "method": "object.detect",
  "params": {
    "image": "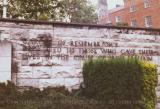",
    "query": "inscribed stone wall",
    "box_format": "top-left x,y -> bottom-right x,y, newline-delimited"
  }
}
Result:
0,20 -> 160,90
